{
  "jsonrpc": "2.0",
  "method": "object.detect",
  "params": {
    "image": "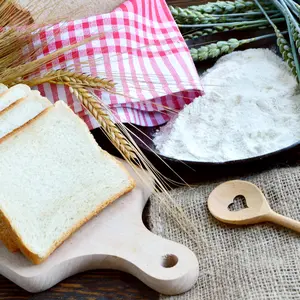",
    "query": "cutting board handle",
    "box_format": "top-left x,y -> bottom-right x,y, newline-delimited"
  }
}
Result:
112,226 -> 199,295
